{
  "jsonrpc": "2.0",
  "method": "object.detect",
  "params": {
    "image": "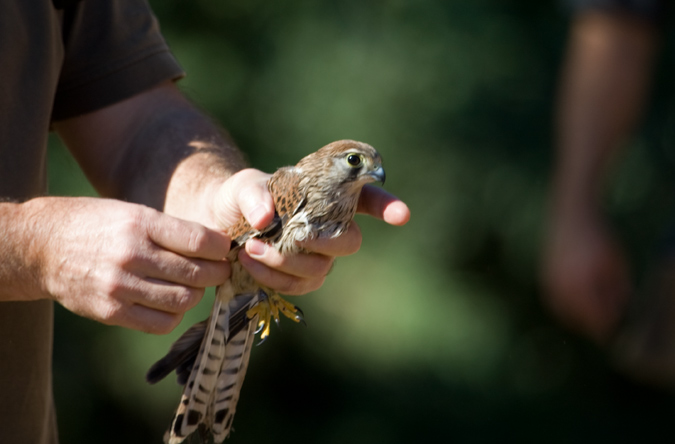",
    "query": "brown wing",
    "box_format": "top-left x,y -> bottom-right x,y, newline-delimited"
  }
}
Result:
225,166 -> 305,250
268,166 -> 306,224
226,217 -> 253,244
